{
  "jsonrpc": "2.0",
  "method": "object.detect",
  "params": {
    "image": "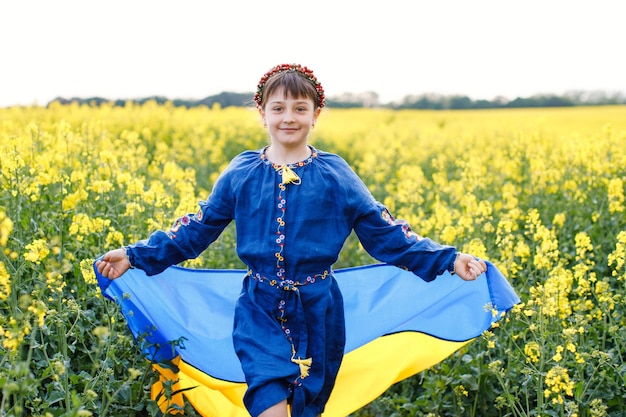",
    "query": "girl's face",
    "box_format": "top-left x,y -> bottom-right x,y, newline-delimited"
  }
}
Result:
259,88 -> 320,151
